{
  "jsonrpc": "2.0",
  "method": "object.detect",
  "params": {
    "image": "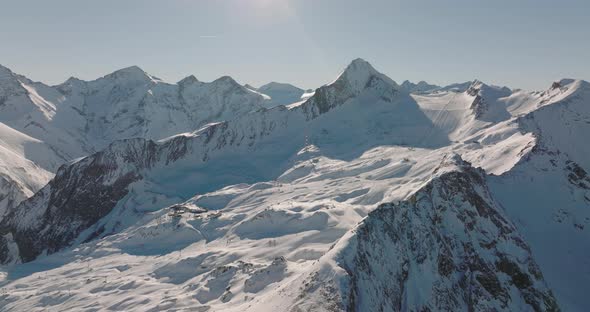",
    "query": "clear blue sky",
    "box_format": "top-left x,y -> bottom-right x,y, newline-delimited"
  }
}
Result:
0,0 -> 588,90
